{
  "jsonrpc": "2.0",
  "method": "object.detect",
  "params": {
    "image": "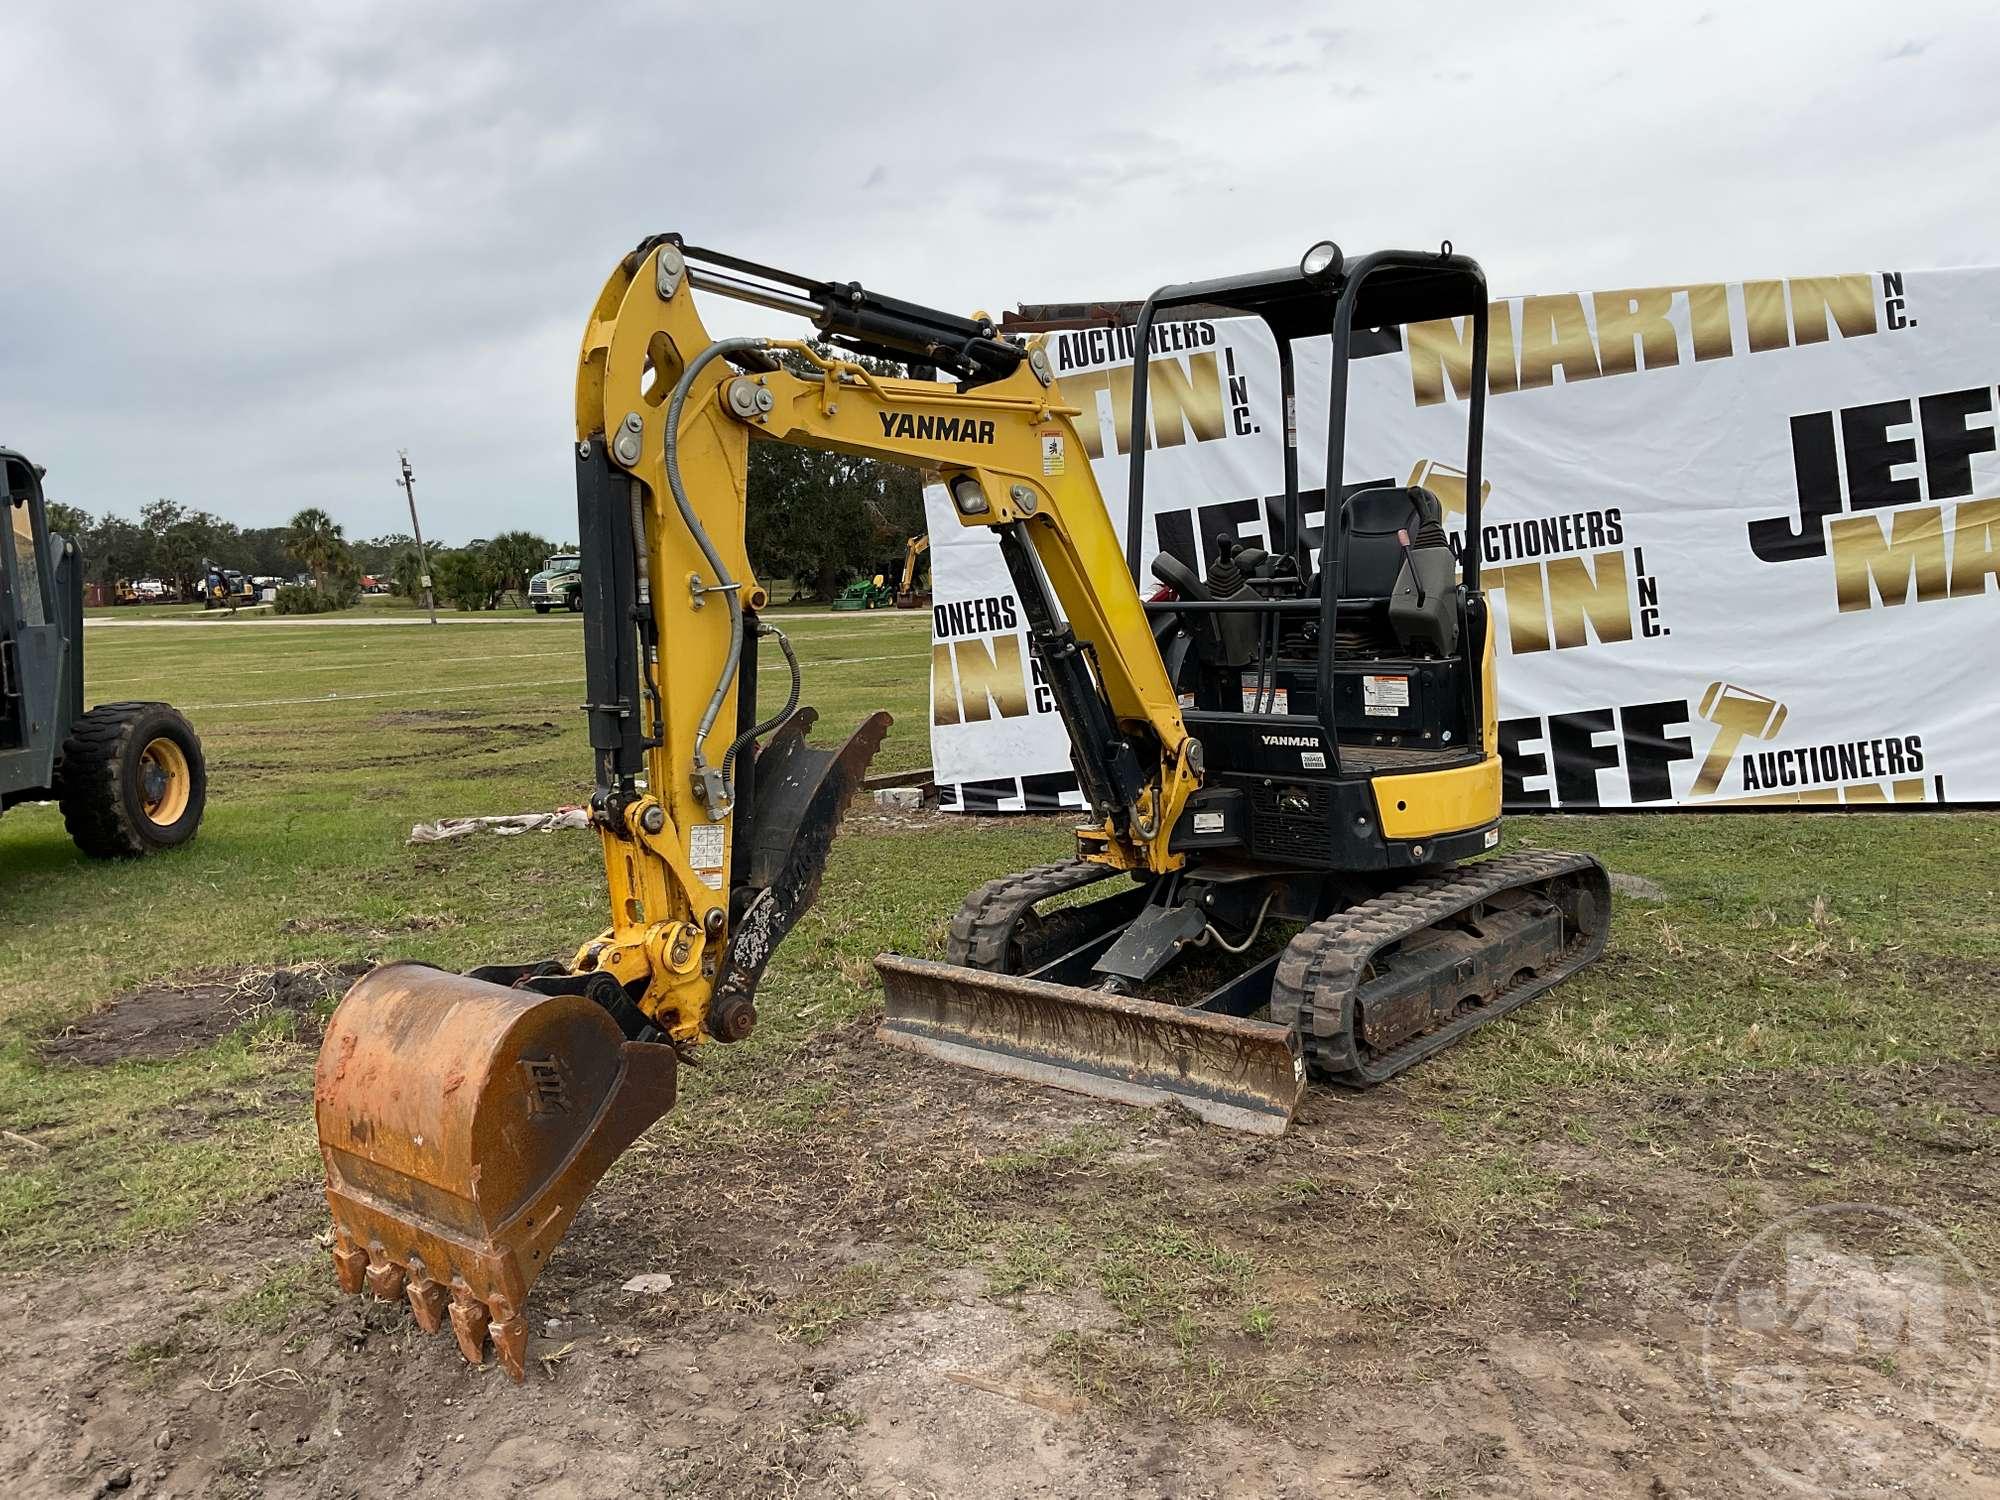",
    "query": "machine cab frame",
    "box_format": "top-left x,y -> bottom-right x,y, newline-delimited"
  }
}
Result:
1123,245 -> 1491,784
